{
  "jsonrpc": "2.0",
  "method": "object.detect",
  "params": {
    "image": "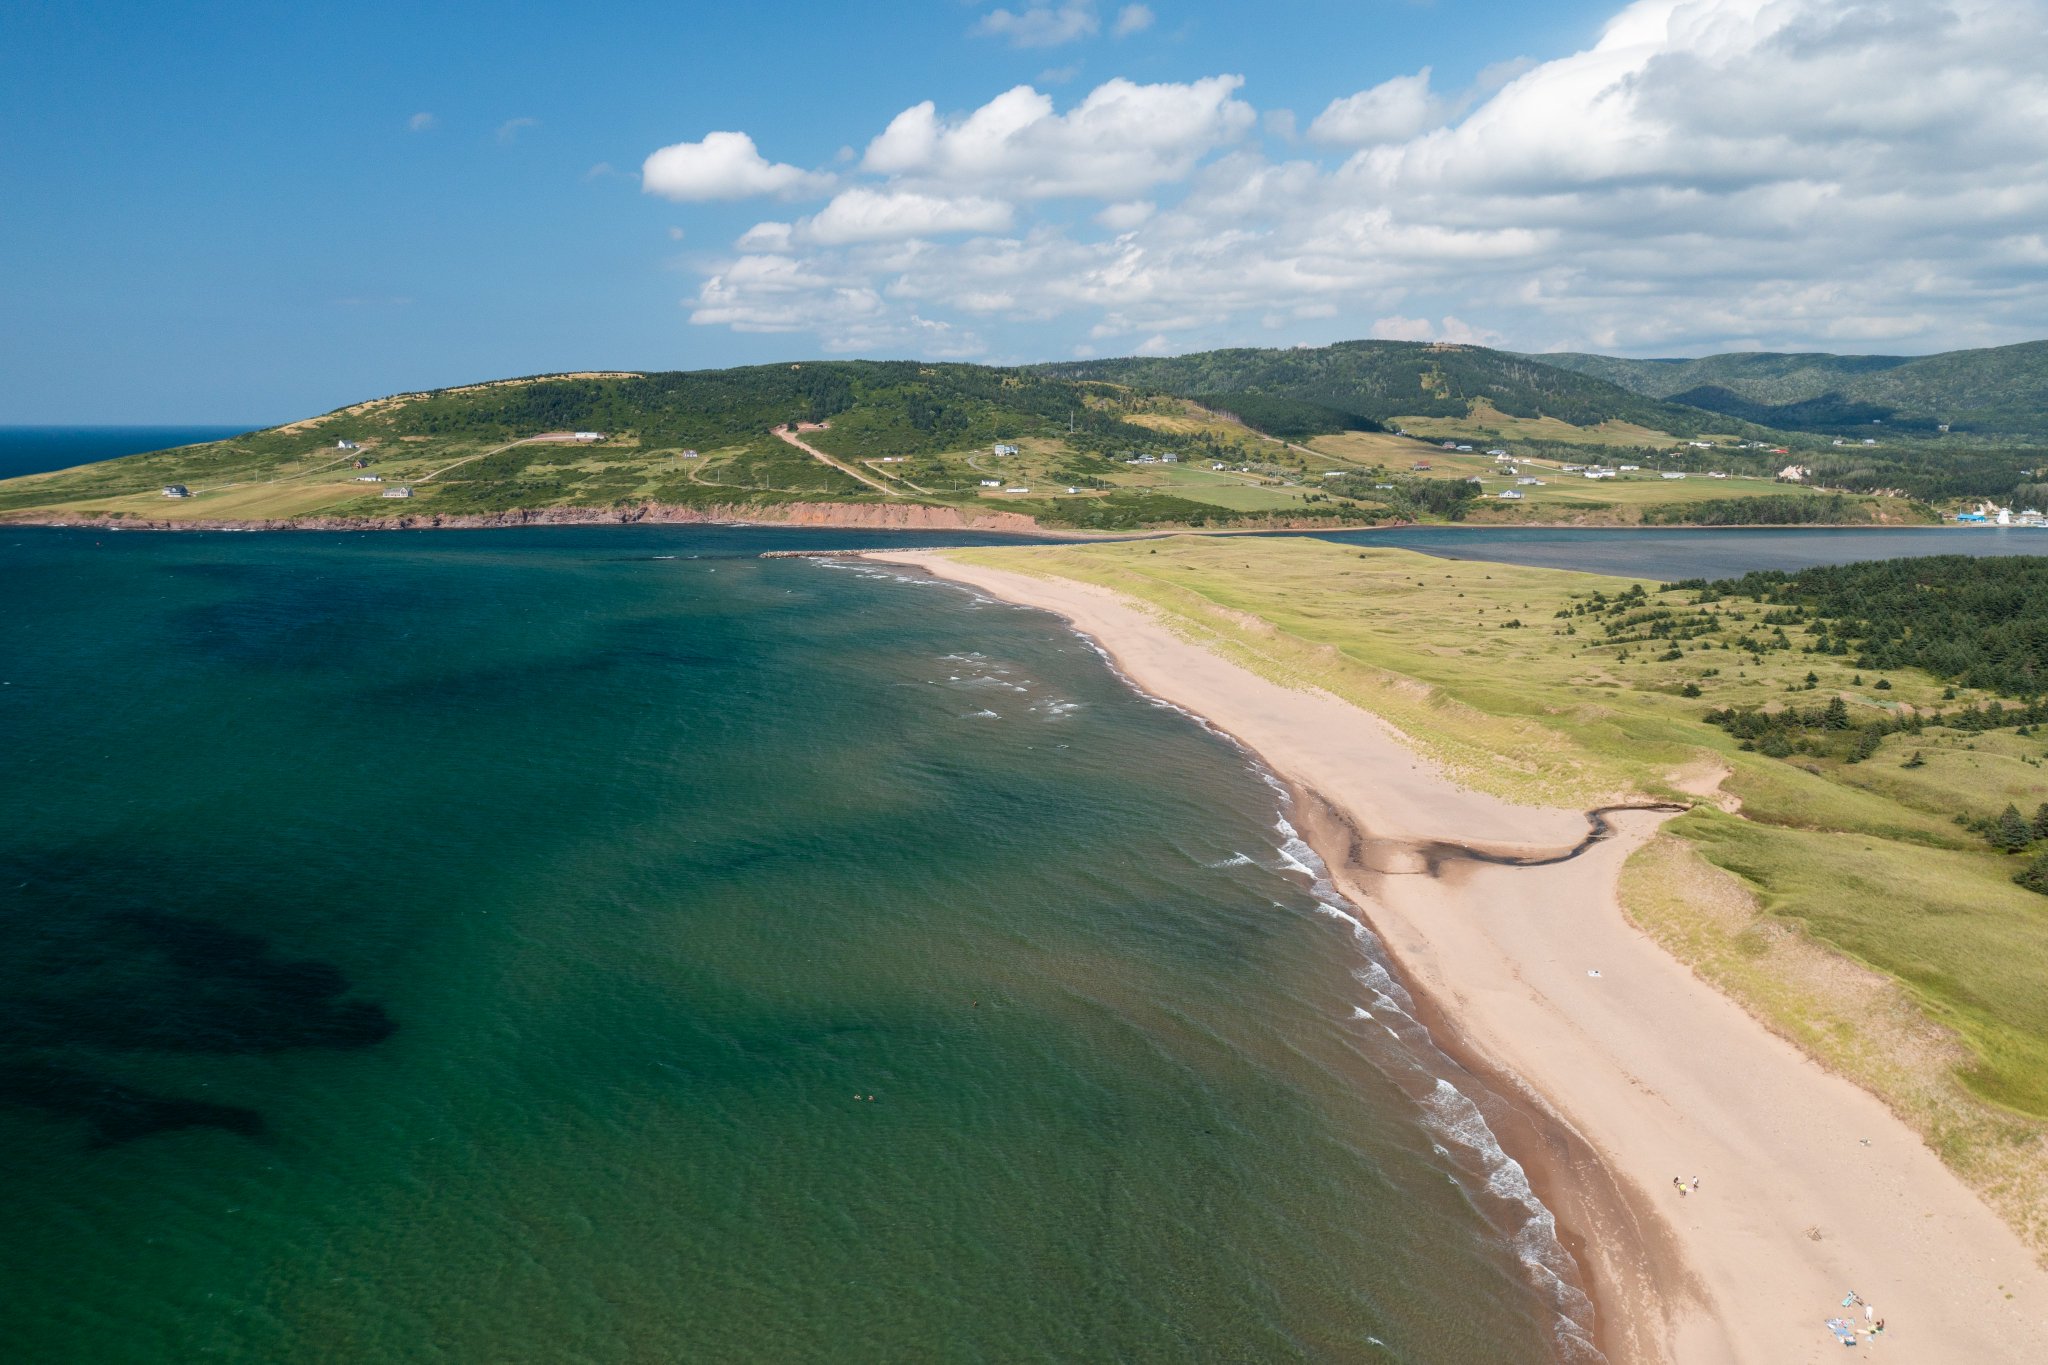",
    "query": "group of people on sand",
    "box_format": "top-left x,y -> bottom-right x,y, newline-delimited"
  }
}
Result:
1826,1292 -> 1886,1347
1665,1176 -> 1890,1347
